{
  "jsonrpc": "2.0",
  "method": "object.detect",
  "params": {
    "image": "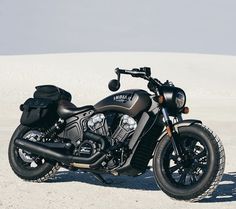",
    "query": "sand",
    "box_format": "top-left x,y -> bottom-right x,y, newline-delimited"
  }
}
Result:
0,52 -> 235,209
